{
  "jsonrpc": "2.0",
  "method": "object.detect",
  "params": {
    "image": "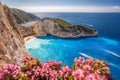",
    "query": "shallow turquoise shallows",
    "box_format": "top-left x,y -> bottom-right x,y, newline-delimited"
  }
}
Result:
25,35 -> 120,80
